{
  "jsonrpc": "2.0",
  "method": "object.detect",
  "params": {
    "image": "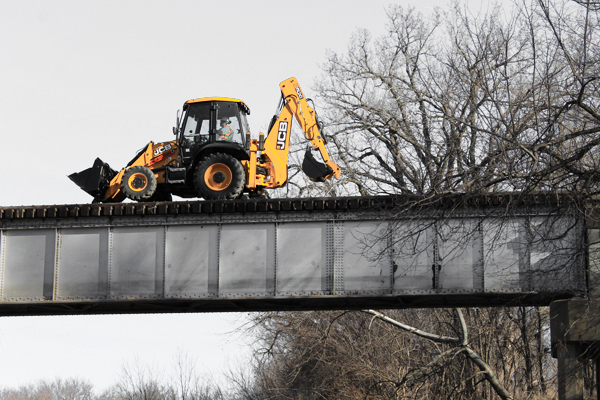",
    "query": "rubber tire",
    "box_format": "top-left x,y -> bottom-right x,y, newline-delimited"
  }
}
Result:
121,166 -> 157,201
194,153 -> 245,200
